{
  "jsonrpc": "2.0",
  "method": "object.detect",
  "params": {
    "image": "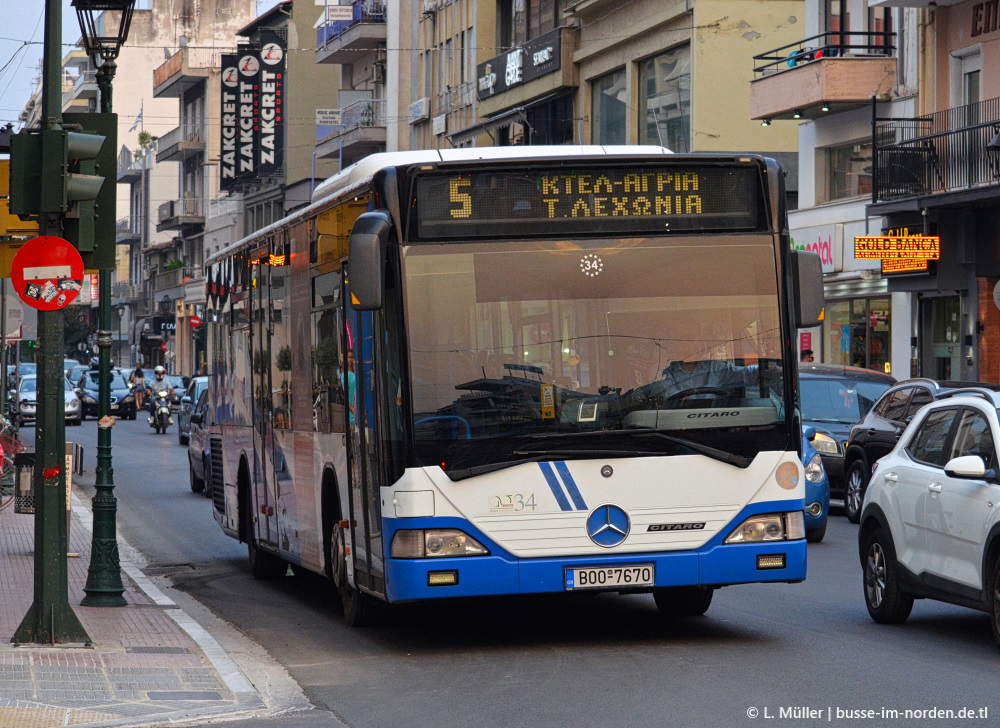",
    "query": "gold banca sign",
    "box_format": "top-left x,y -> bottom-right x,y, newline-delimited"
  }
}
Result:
854,235 -> 941,260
